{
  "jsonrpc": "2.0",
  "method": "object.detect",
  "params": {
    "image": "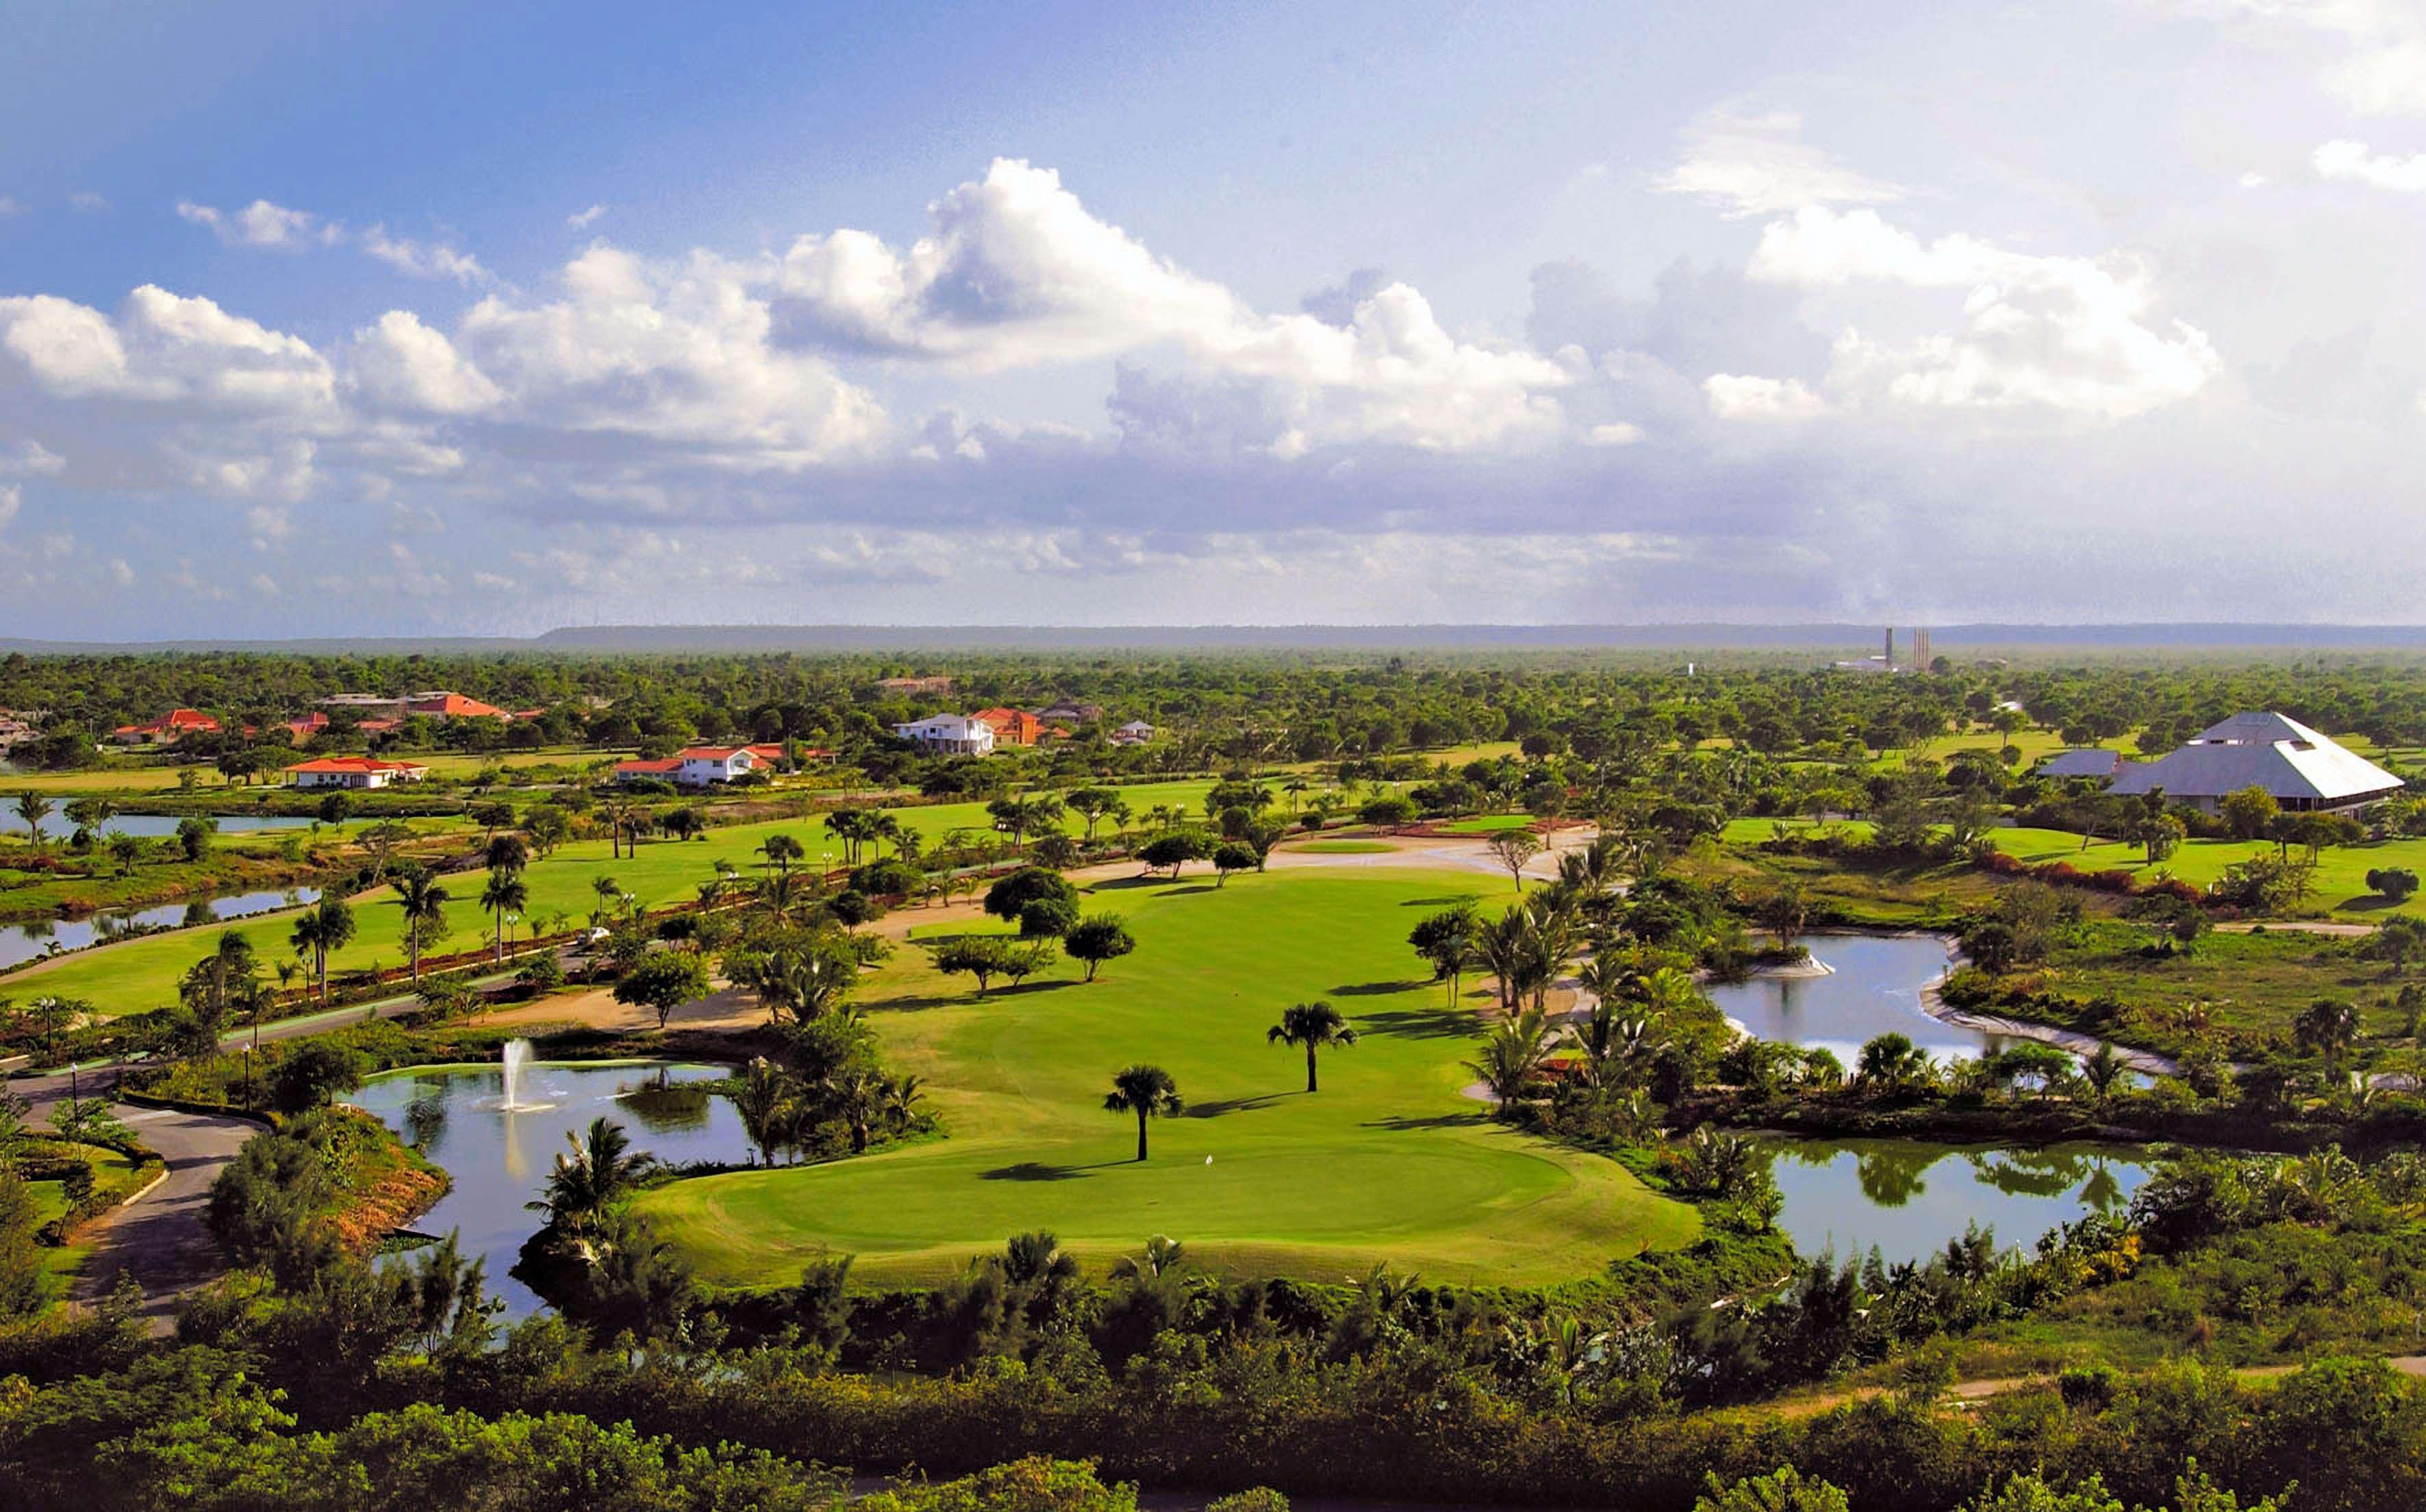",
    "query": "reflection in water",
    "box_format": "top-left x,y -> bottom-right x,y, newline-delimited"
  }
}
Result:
351,1061 -> 751,1317
0,884 -> 325,972
1708,933 -> 1994,1066
622,1073 -> 713,1135
1758,1138 -> 2151,1266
